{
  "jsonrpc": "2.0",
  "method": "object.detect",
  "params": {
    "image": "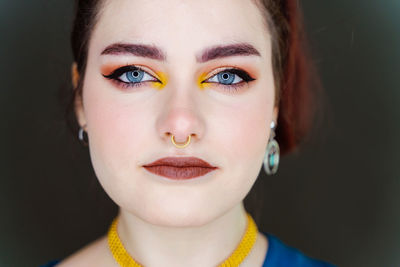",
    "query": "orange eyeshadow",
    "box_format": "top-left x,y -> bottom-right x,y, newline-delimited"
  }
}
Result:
101,64 -> 127,76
